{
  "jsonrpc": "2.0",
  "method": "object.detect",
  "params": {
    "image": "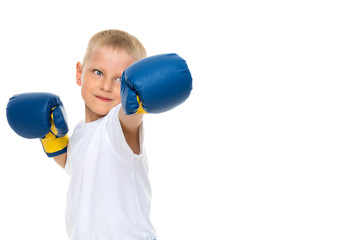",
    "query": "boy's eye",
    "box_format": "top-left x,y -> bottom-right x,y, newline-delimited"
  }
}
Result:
115,77 -> 122,82
93,69 -> 103,76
